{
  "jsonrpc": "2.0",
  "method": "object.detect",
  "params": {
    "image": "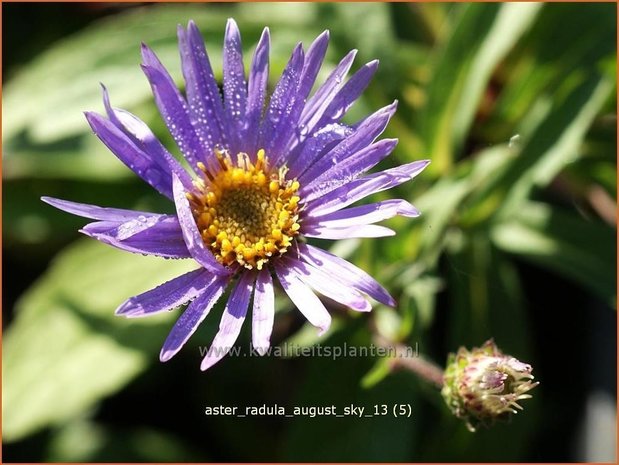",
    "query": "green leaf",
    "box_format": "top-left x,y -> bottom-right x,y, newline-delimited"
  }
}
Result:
498,73 -> 615,217
322,3 -> 396,66
3,240 -> 195,441
360,357 -> 393,389
418,3 -> 540,173
491,201 -> 616,305
3,5 -> 221,143
485,3 -> 616,139
3,134 -> 131,182
47,418 -> 204,462
2,3 -> 326,145
450,3 -> 541,152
